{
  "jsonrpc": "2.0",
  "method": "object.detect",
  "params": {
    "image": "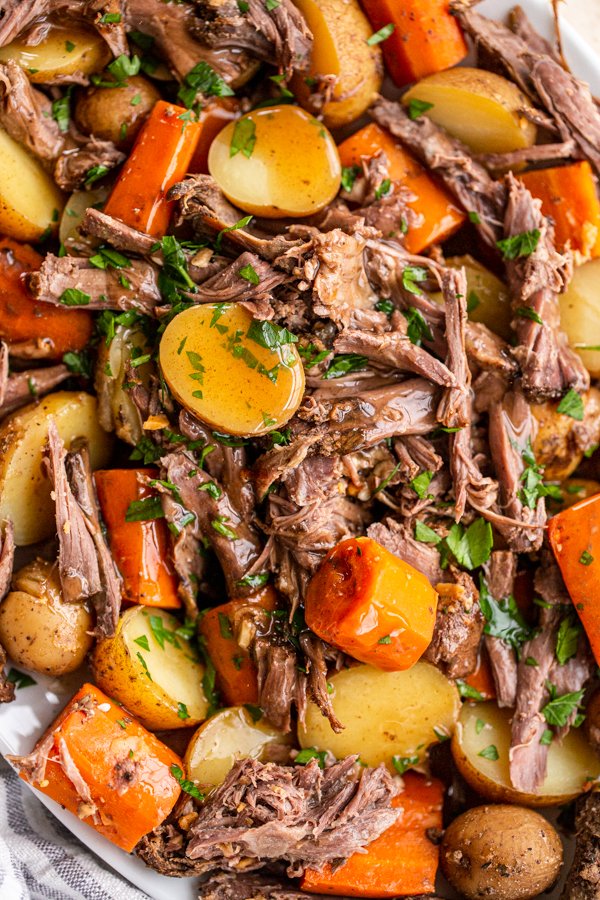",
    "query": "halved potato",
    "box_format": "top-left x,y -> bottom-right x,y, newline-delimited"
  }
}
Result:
403,67 -> 536,154
559,257 -> 600,378
91,607 -> 209,732
532,387 -> 600,482
0,392 -> 113,545
185,706 -> 292,791
0,127 -> 64,242
430,255 -> 512,341
452,701 -> 600,806
59,187 -> 108,255
298,662 -> 460,772
291,0 -> 383,129
0,26 -> 111,83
